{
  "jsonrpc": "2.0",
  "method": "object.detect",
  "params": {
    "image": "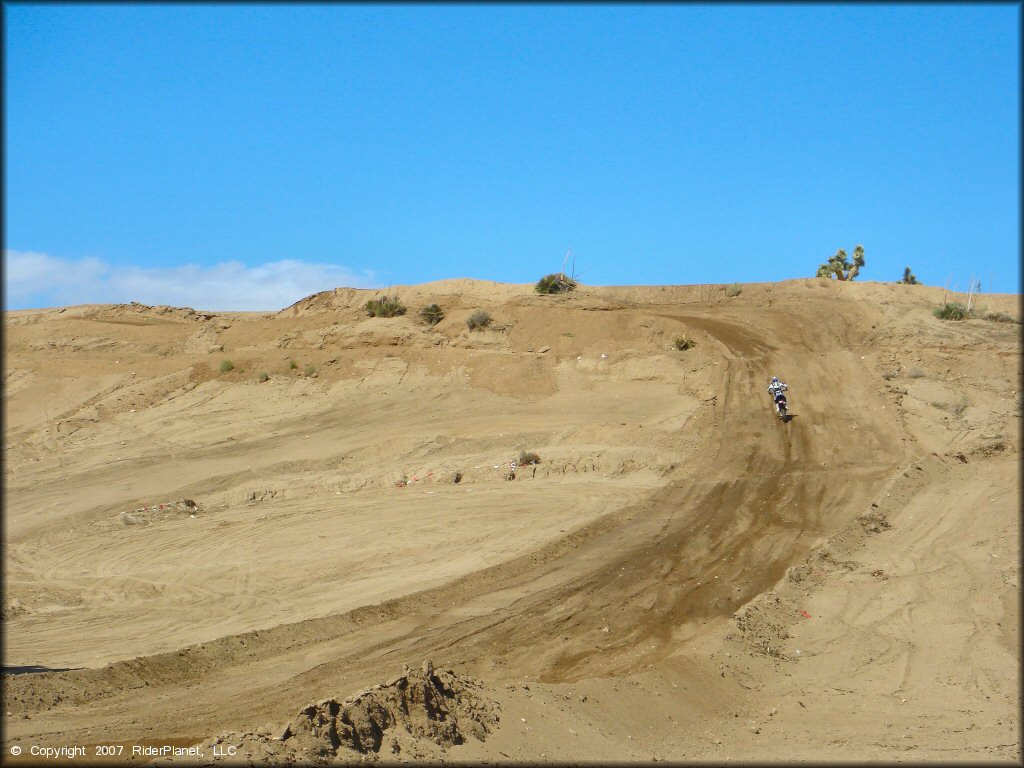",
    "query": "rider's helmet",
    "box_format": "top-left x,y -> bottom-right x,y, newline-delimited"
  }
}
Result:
771,376 -> 779,384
